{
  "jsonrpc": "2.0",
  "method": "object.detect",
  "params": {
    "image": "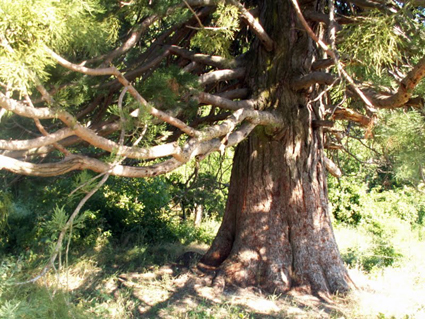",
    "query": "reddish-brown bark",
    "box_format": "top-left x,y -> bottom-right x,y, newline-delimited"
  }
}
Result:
199,0 -> 354,296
